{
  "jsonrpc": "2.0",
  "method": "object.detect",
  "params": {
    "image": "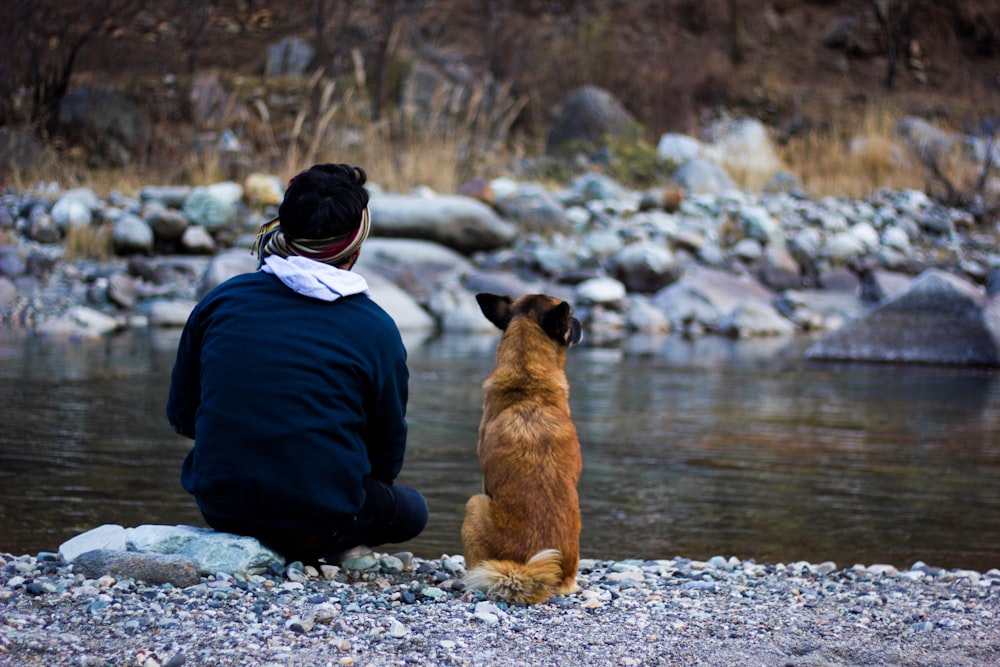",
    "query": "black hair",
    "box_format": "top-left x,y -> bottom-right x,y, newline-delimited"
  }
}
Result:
277,163 -> 369,240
